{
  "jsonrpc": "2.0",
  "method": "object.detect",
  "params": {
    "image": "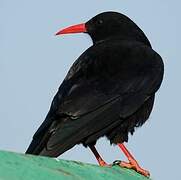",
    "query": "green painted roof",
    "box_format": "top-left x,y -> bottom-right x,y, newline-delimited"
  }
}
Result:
0,150 -> 151,180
